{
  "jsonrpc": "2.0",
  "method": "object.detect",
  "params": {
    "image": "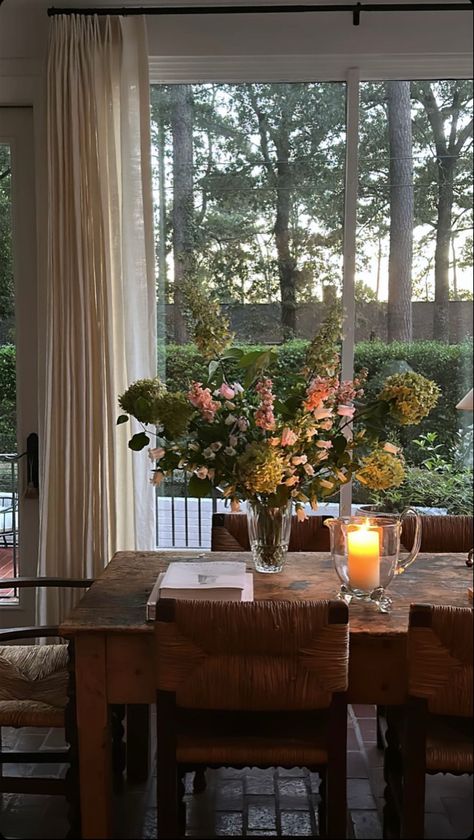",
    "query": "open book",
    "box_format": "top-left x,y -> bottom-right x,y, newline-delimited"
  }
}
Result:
146,560 -> 253,620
